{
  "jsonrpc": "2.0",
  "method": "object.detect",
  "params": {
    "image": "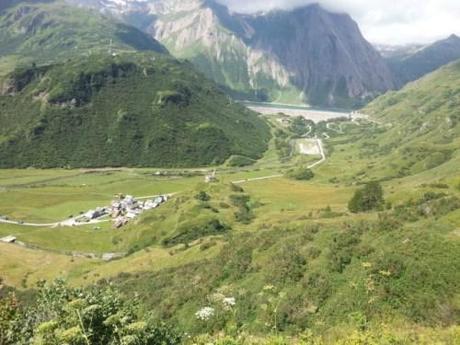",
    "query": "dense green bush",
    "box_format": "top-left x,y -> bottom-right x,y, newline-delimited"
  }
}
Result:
229,194 -> 255,224
348,182 -> 385,213
195,191 -> 211,202
286,167 -> 314,181
274,135 -> 292,160
289,117 -> 314,137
